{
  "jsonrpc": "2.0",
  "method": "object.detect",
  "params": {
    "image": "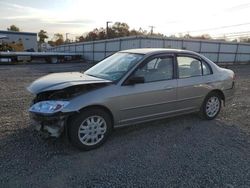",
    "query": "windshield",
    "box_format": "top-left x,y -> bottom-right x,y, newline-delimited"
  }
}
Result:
85,52 -> 144,81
